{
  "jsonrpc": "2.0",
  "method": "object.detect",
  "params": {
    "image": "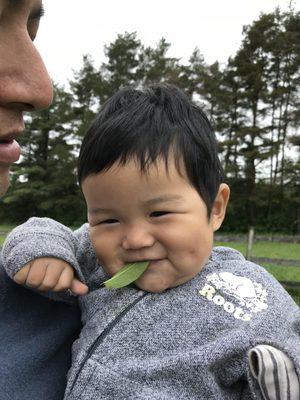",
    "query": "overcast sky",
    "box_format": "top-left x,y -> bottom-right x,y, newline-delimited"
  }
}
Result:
36,0 -> 298,85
